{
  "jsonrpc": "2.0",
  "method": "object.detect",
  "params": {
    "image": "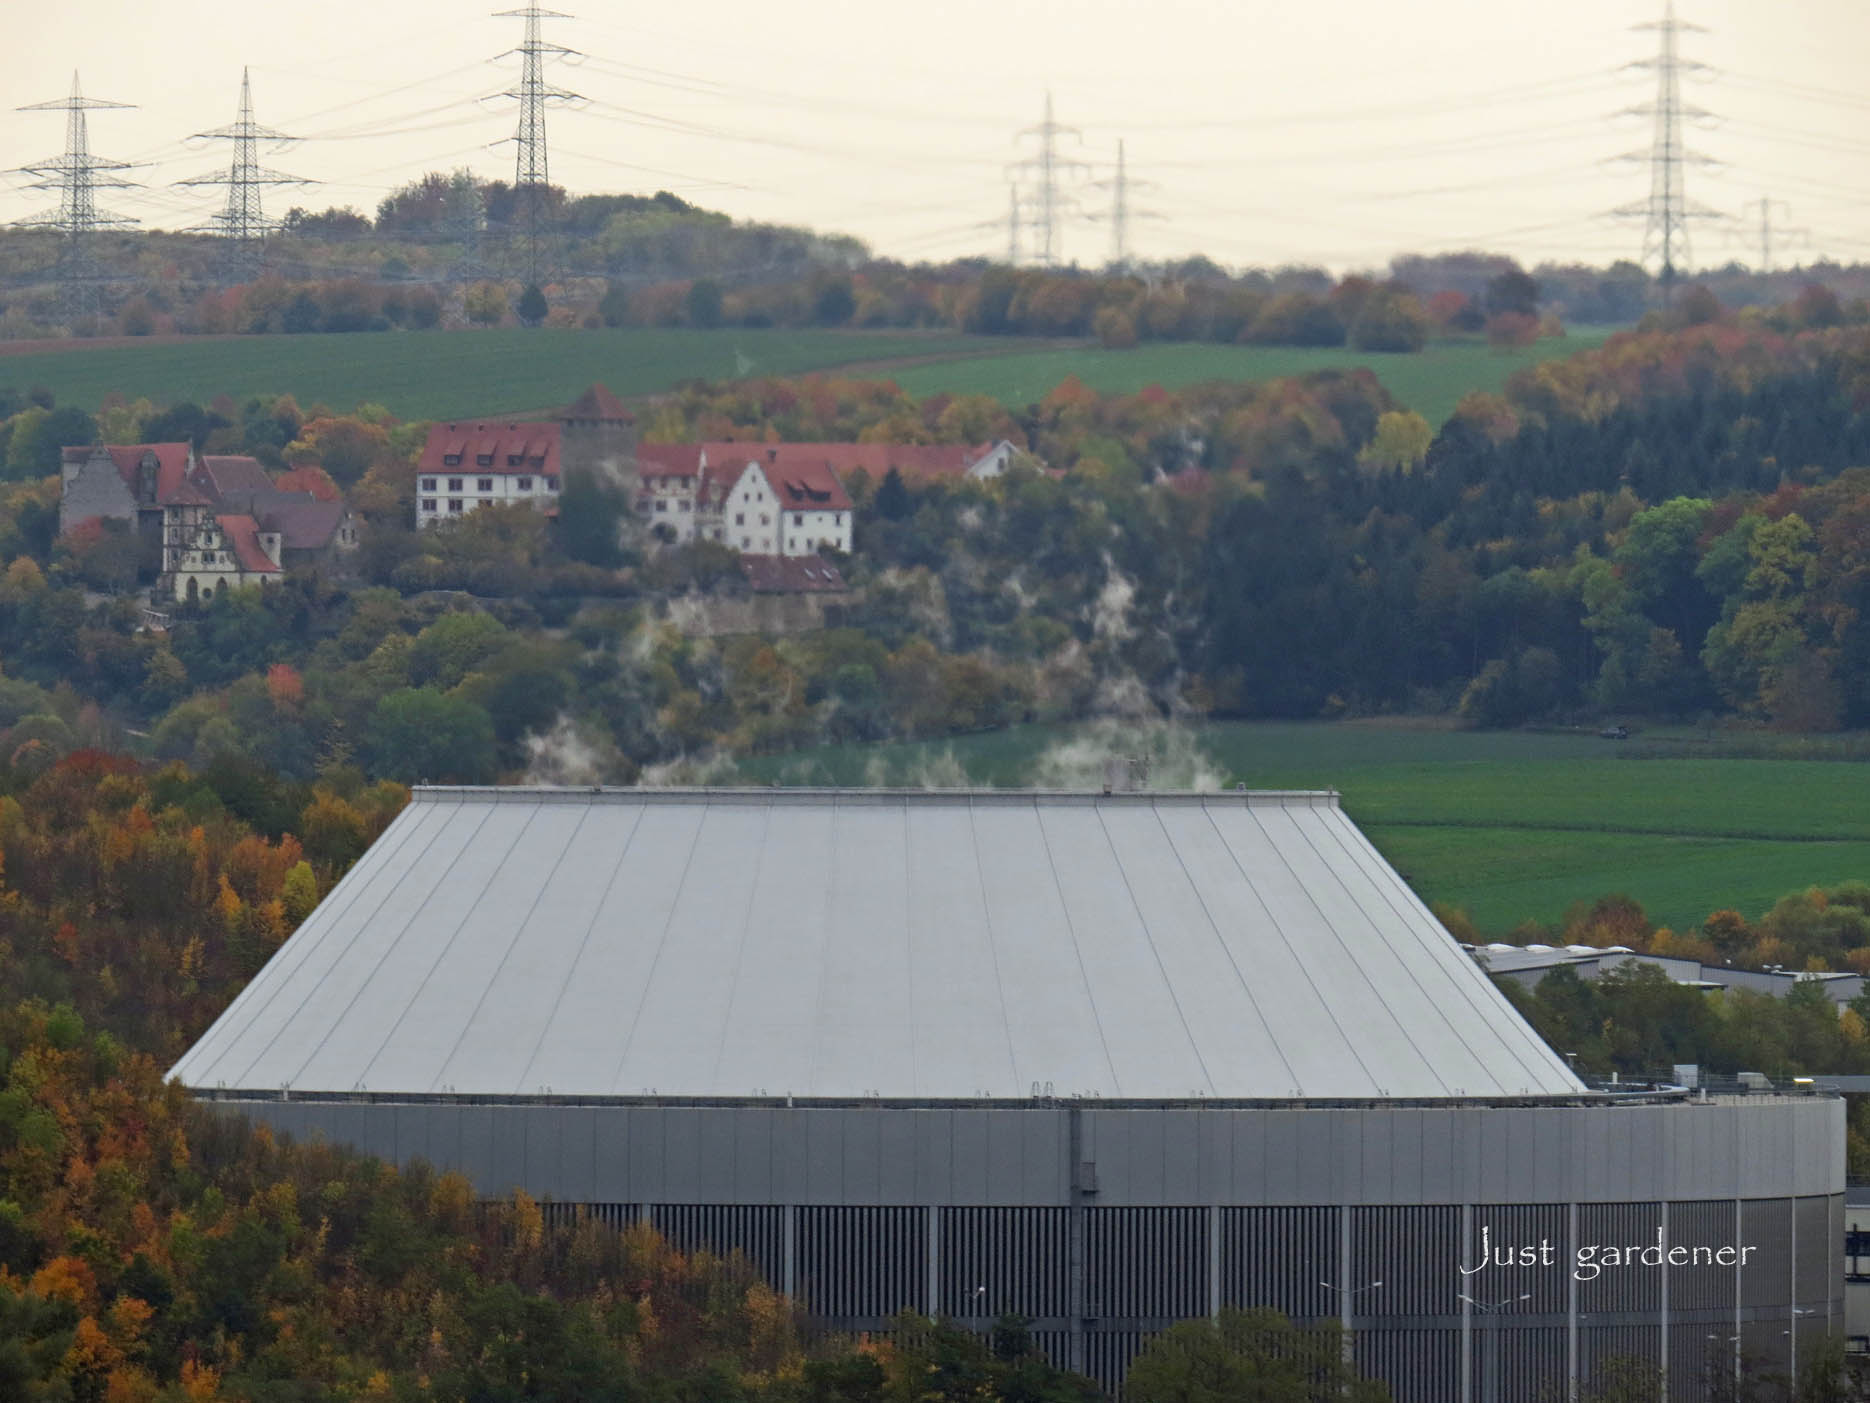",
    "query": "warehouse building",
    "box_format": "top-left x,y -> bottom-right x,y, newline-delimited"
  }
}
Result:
171,787 -> 1843,1400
